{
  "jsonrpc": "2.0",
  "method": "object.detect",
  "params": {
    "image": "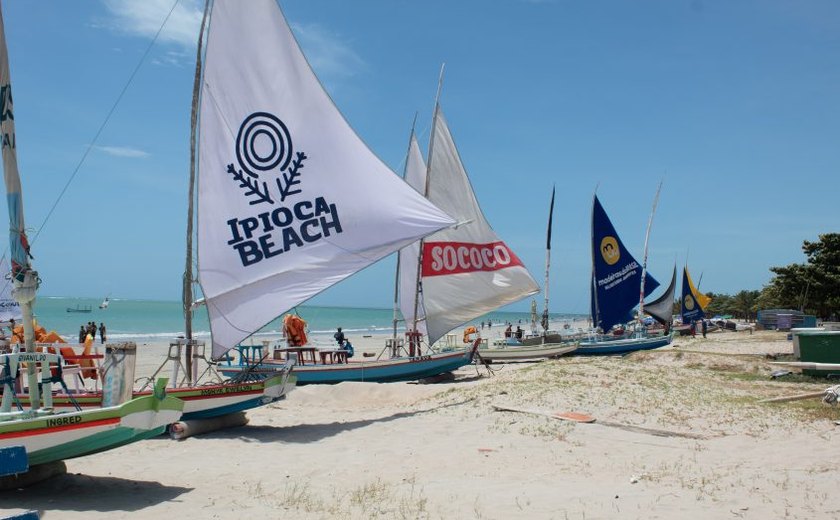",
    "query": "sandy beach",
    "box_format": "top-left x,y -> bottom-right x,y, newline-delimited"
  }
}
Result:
2,327 -> 840,519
